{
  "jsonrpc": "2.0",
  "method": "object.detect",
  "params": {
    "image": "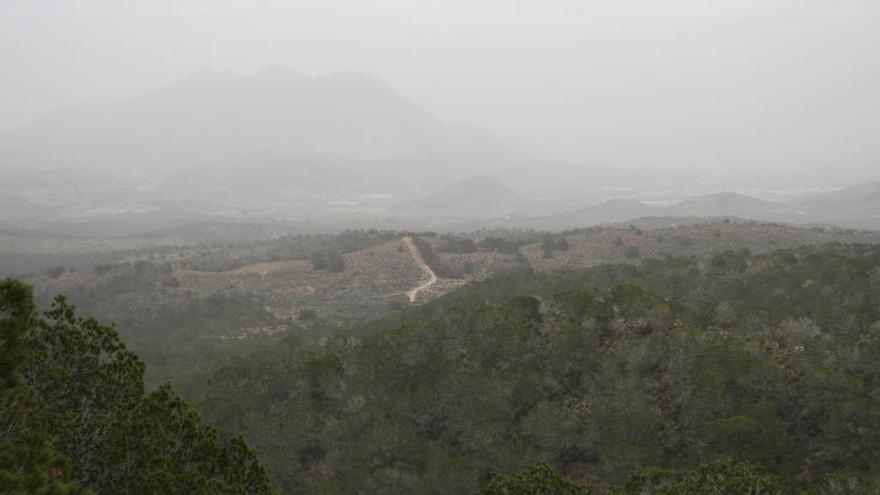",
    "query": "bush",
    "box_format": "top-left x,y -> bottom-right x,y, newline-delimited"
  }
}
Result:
479,237 -> 521,254
622,460 -> 784,495
674,235 -> 694,247
310,251 -> 345,272
298,309 -> 318,321
541,237 -> 571,258
326,251 -> 345,273
437,237 -> 478,254
623,246 -> 642,259
45,266 -> 65,278
479,462 -> 593,495
412,237 -> 456,278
